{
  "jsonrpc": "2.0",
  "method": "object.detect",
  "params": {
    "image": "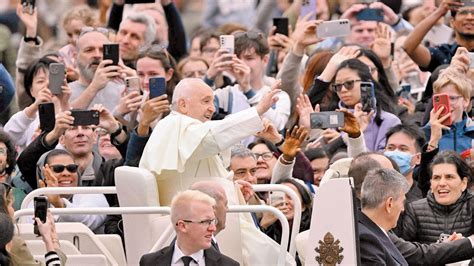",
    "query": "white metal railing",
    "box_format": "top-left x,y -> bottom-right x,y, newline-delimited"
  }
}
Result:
14,206 -> 171,221
252,184 -> 301,257
20,187 -> 117,210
